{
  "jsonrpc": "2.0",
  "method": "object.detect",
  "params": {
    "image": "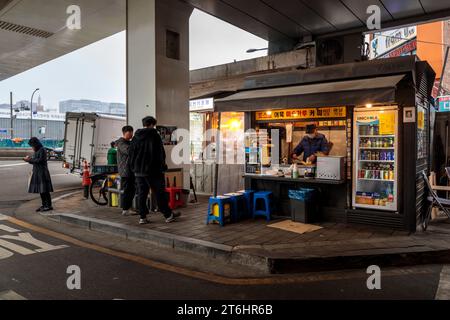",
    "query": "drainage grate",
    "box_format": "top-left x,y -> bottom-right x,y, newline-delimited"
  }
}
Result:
0,20 -> 53,38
